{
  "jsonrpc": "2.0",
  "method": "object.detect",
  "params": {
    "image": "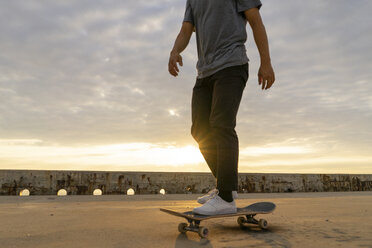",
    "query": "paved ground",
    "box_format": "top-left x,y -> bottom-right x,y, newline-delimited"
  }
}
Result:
0,192 -> 372,248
